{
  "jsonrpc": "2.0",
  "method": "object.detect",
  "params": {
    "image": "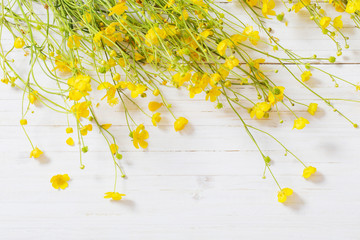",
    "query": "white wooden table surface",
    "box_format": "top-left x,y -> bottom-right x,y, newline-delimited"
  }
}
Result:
1,1 -> 360,239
